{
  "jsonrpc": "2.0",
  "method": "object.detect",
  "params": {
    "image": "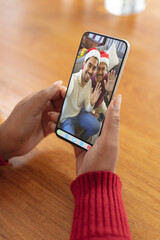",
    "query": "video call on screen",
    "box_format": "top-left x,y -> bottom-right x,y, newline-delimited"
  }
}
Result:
57,32 -> 127,149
